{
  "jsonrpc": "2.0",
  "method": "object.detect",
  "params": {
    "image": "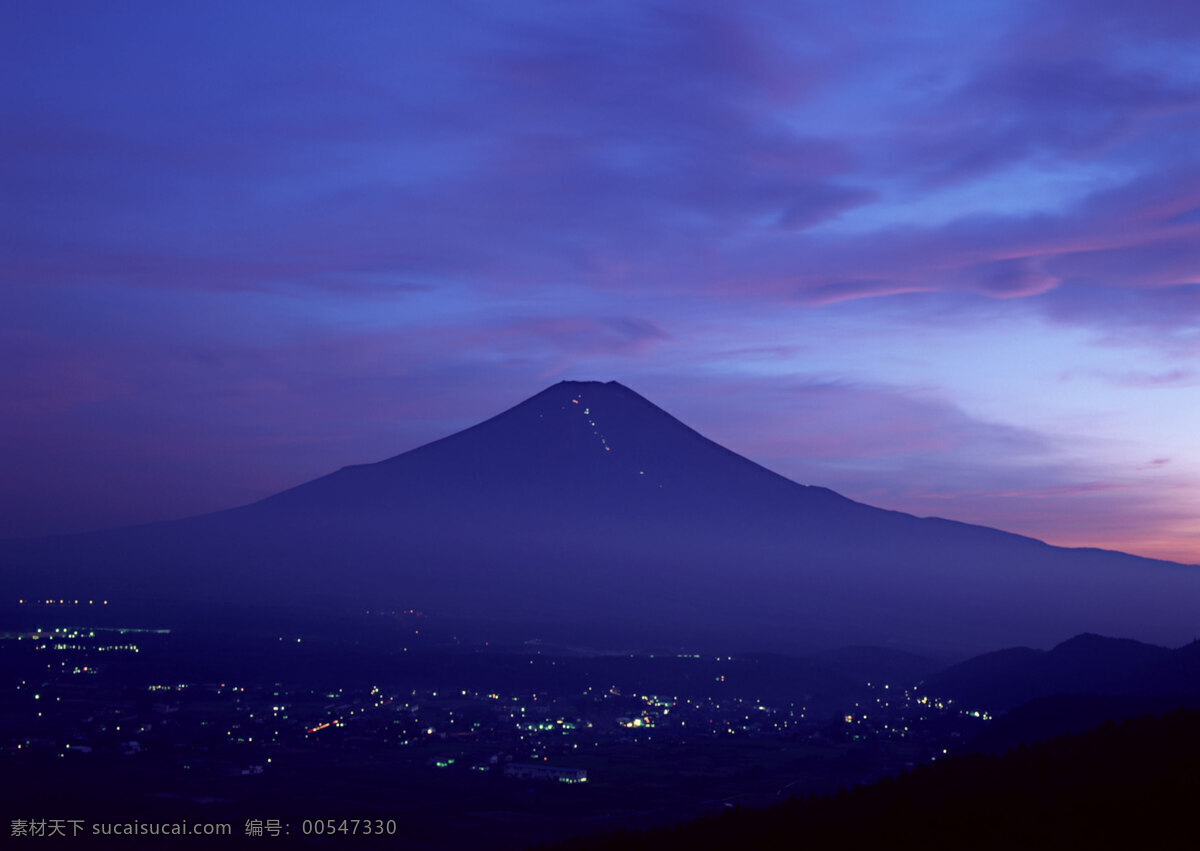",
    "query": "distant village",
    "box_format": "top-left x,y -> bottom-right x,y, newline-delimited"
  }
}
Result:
2,607 -> 991,803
